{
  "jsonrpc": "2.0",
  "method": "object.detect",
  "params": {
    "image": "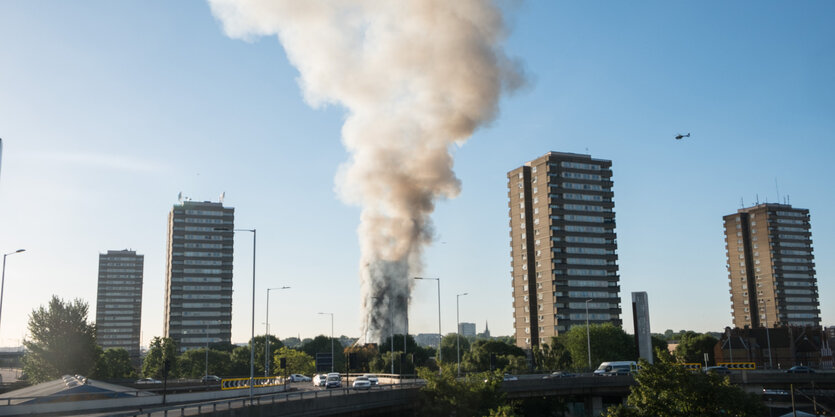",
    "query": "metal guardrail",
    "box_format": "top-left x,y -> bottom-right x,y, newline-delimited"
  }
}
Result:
107,381 -> 425,417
